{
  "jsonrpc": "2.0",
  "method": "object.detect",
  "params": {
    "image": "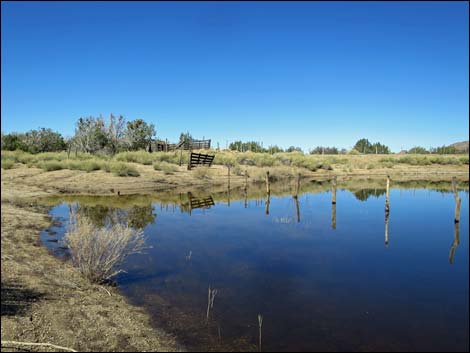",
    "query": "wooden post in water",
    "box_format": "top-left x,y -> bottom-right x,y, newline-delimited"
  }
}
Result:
294,173 -> 301,198
294,196 -> 300,223
385,211 -> 389,247
292,173 -> 301,222
449,222 -> 460,264
265,193 -> 270,215
243,169 -> 248,208
245,169 -> 248,191
452,177 -> 461,223
265,171 -> 270,195
385,175 -> 390,213
331,175 -> 337,204
331,203 -> 336,230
